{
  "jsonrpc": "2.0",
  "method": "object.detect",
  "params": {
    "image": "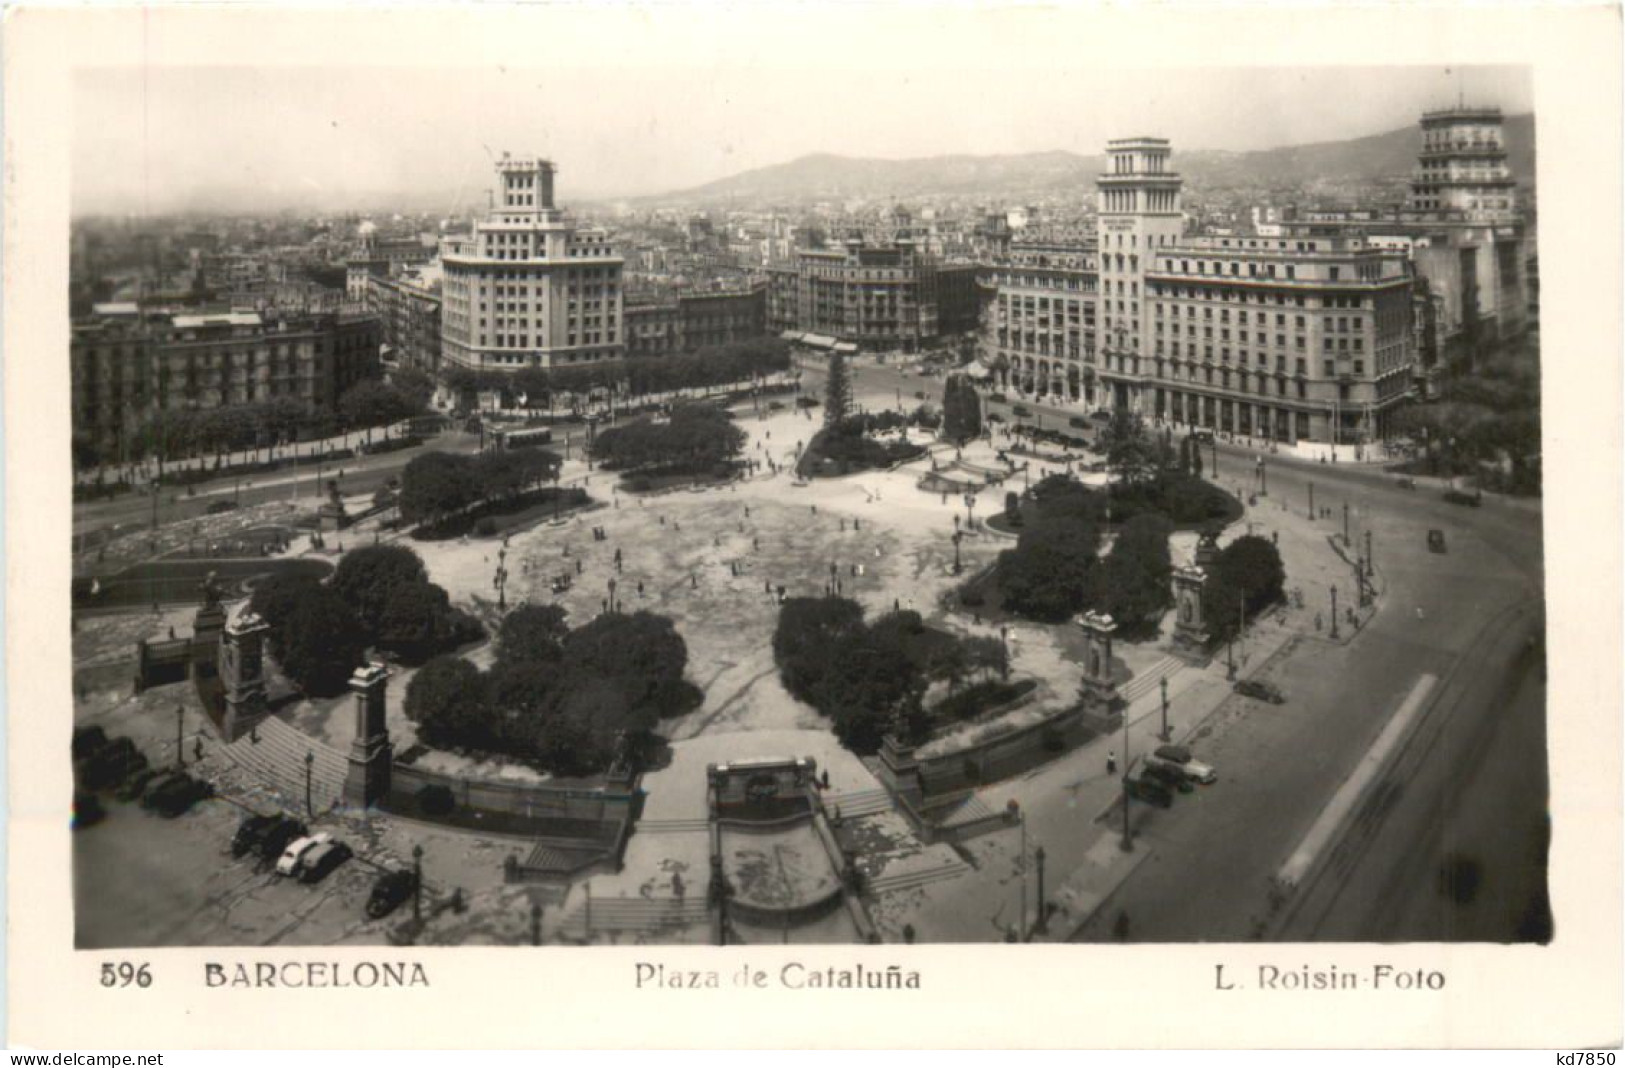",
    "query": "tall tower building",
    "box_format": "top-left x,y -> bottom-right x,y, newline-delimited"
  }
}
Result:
1407,106 -> 1518,220
440,154 -> 624,376
1095,138 -> 1185,413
